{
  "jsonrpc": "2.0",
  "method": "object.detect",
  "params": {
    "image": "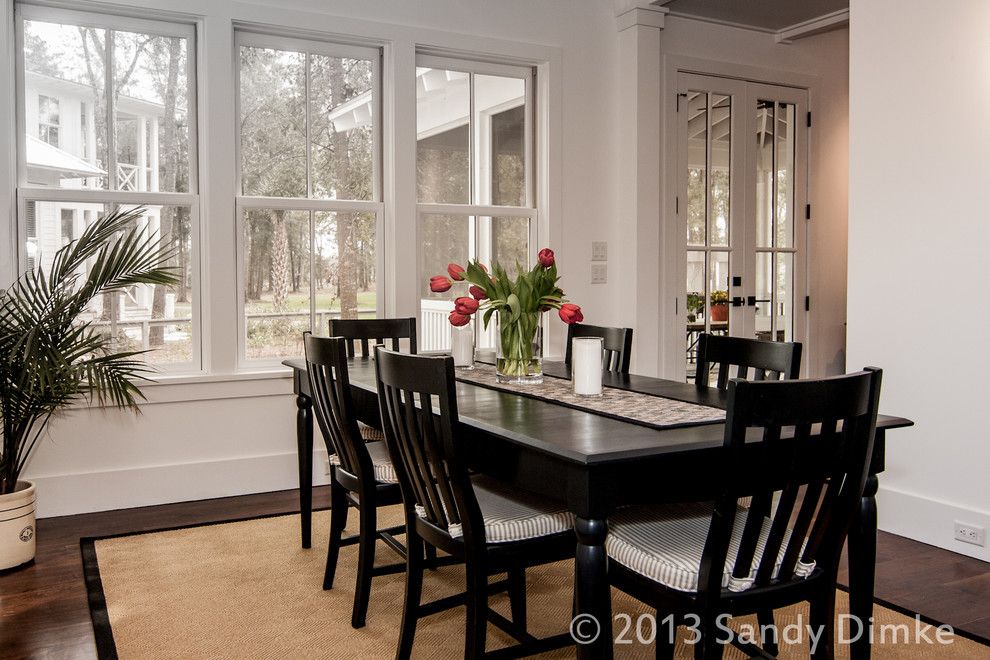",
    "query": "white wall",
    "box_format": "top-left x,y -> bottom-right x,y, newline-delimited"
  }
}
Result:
5,0 -> 621,517
848,0 -> 990,561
